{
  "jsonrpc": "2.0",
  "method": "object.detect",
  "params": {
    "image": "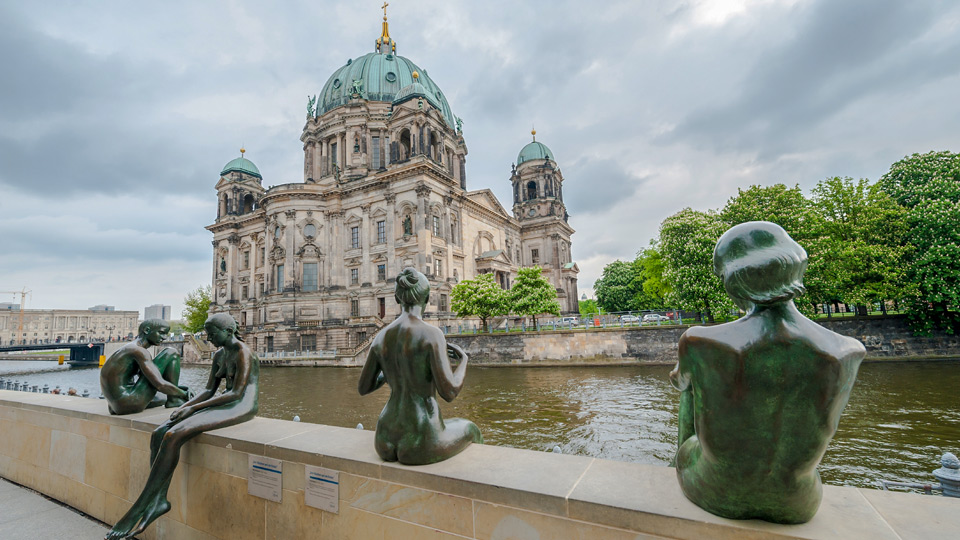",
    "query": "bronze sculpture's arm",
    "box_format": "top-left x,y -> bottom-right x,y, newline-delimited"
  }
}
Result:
132,349 -> 187,399
358,345 -> 385,395
431,338 -> 466,402
173,350 -> 252,422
